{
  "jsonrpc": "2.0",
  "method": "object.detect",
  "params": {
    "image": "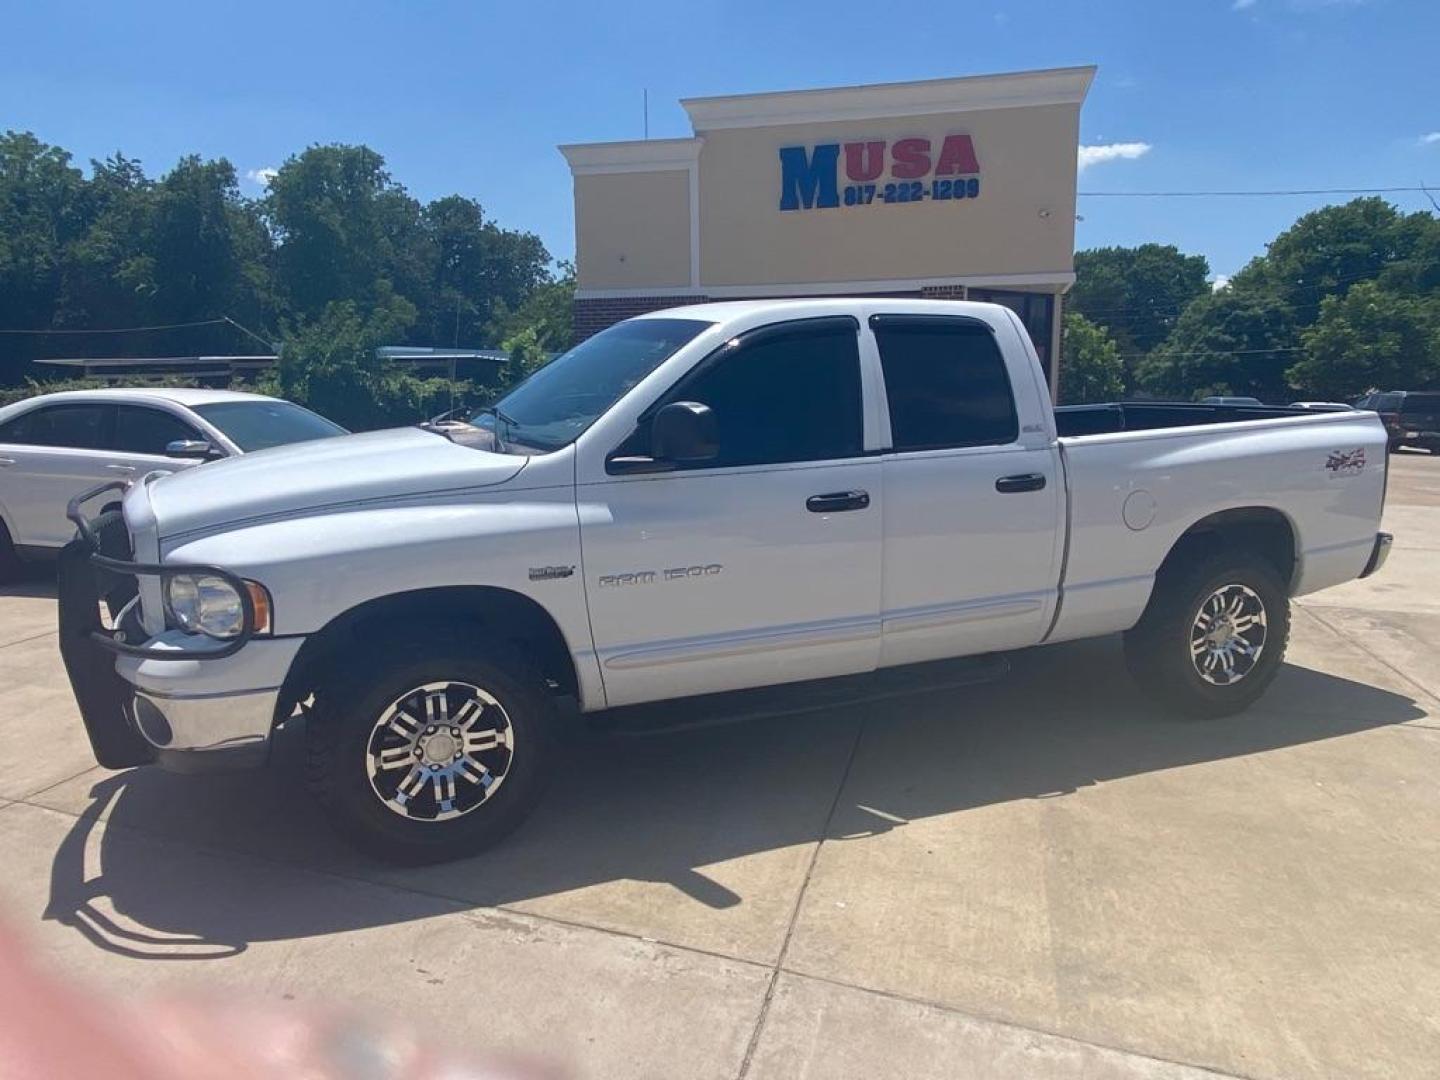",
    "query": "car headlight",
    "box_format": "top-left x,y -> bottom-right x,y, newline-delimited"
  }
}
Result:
164,574 -> 272,639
